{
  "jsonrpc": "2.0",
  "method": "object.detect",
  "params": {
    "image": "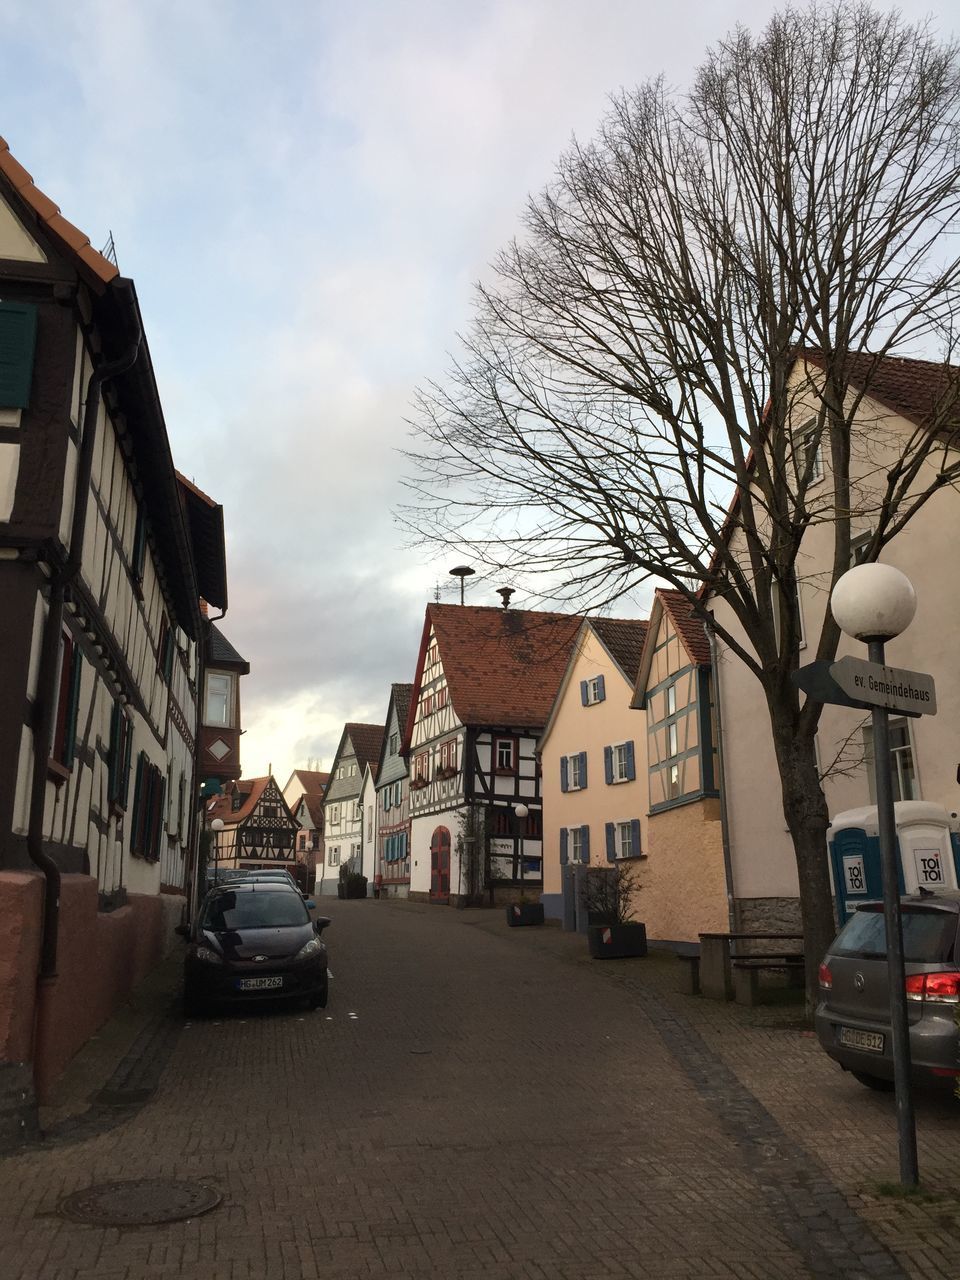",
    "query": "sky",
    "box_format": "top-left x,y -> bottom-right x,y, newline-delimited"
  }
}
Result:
0,0 -> 952,783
